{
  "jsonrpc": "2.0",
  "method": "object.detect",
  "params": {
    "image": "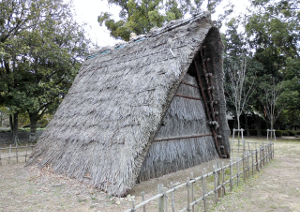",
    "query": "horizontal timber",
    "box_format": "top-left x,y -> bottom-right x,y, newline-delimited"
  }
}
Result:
175,94 -> 202,101
181,81 -> 200,89
153,133 -> 212,142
